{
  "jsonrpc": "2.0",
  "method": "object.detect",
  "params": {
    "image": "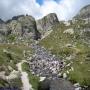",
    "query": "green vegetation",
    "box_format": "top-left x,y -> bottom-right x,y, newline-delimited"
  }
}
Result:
0,78 -> 22,90
68,43 -> 90,86
0,43 -> 32,75
40,24 -> 75,58
0,79 -> 9,87
39,21 -> 90,86
9,78 -> 22,90
69,59 -> 90,86
22,62 -> 40,90
7,34 -> 16,42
